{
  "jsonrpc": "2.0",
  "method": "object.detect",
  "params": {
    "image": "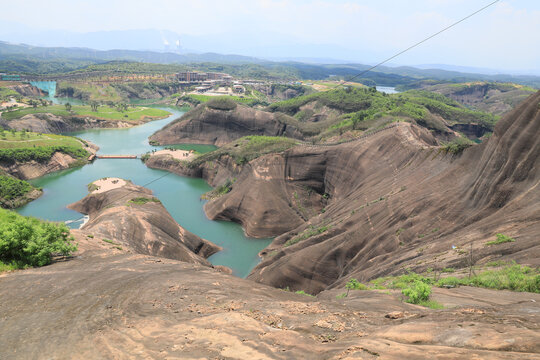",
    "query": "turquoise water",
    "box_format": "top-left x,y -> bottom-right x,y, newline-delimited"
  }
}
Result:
16,107 -> 272,277
376,86 -> 399,94
30,81 -> 57,100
